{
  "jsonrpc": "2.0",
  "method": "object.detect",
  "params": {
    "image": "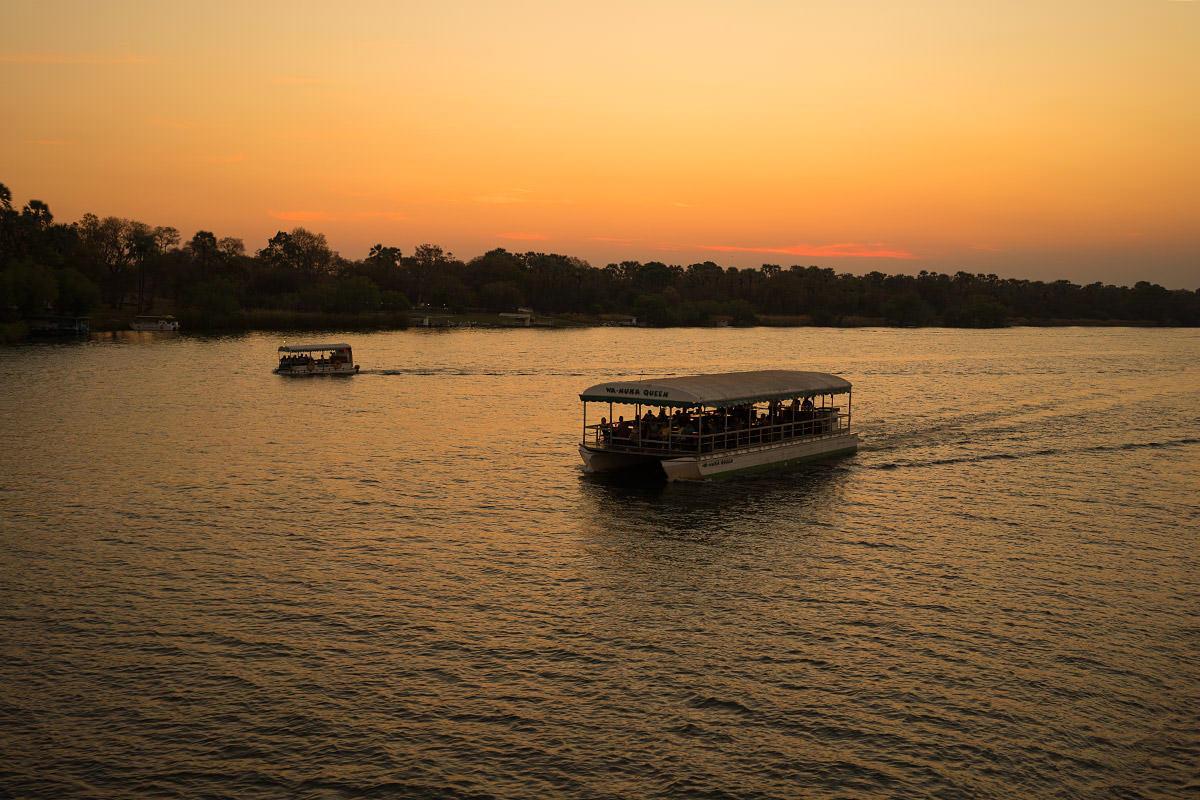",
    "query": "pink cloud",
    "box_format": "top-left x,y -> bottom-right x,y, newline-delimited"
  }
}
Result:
700,242 -> 917,259
497,232 -> 548,241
